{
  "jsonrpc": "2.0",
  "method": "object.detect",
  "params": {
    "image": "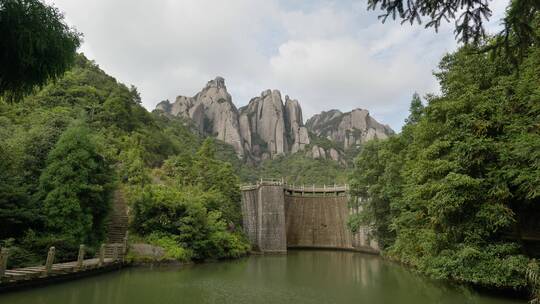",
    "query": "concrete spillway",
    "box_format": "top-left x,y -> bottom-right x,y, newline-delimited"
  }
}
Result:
240,181 -> 379,253
285,194 -> 352,249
